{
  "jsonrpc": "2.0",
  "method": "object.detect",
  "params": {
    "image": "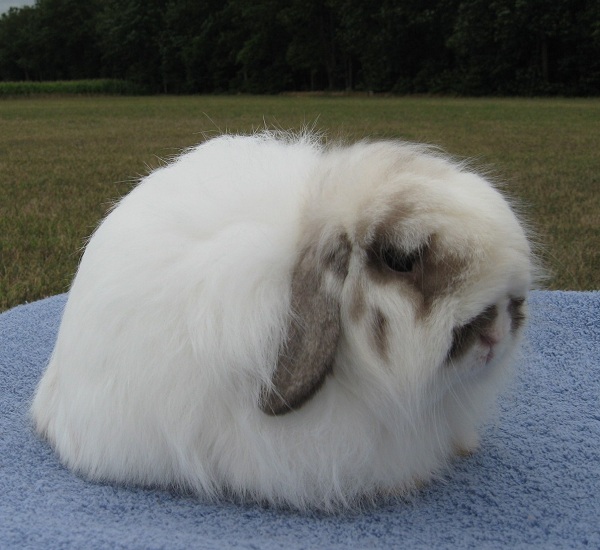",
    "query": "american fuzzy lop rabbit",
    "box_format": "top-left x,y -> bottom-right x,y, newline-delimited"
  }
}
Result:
31,131 -> 534,511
